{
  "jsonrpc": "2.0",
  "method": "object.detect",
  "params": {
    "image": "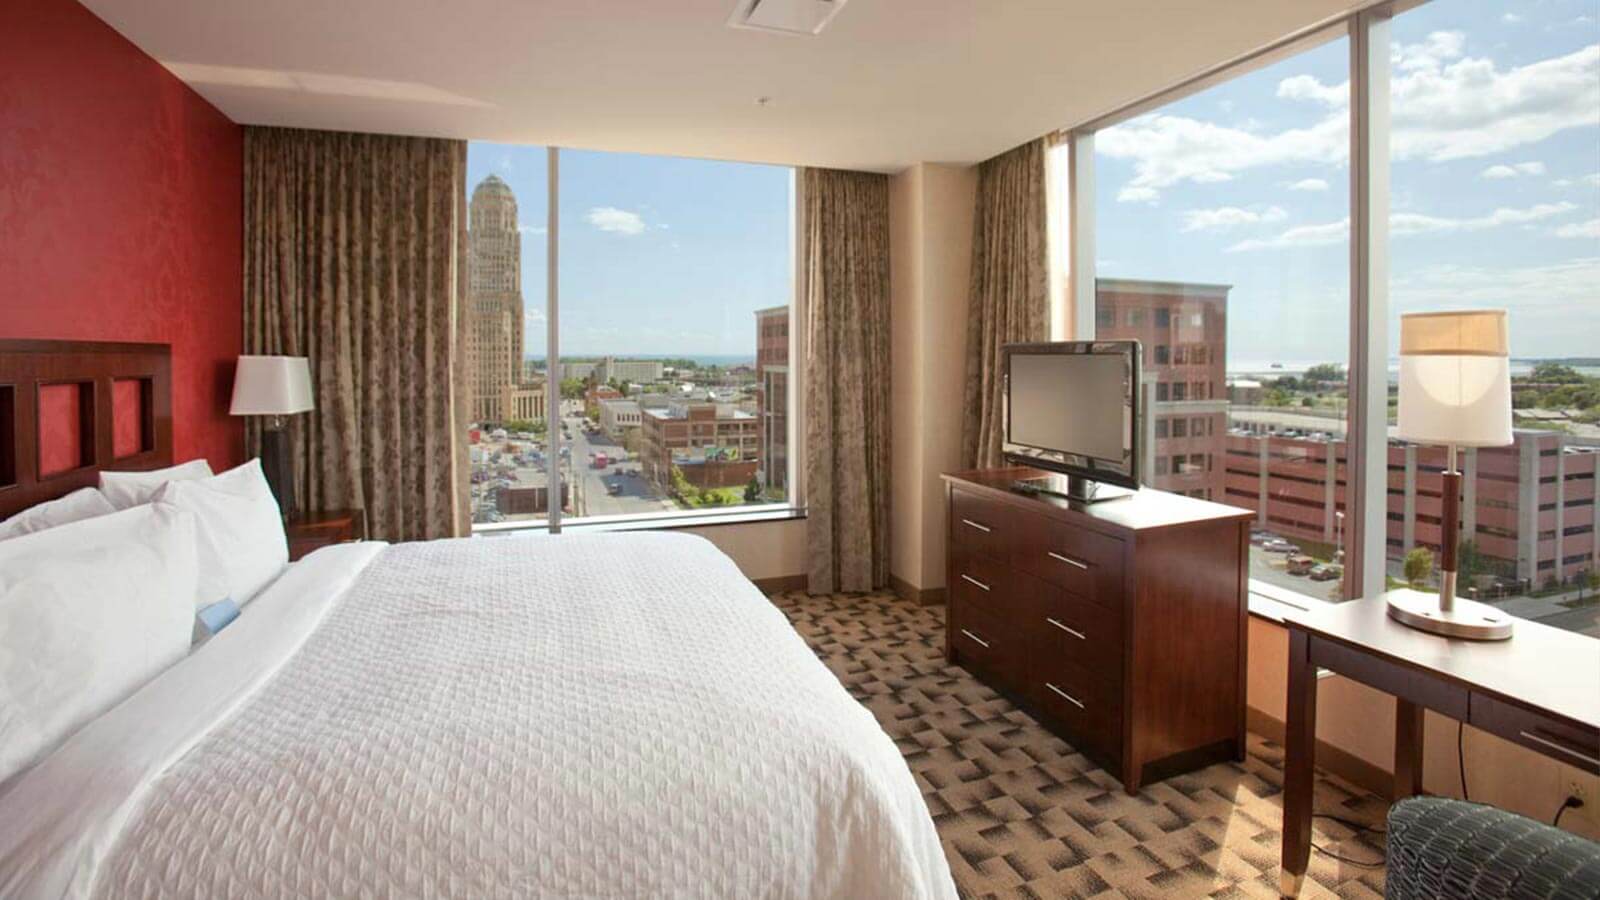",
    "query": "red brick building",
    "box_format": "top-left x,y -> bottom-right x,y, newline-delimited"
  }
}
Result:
640,401 -> 760,492
754,305 -> 788,493
1095,278 -> 1230,501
